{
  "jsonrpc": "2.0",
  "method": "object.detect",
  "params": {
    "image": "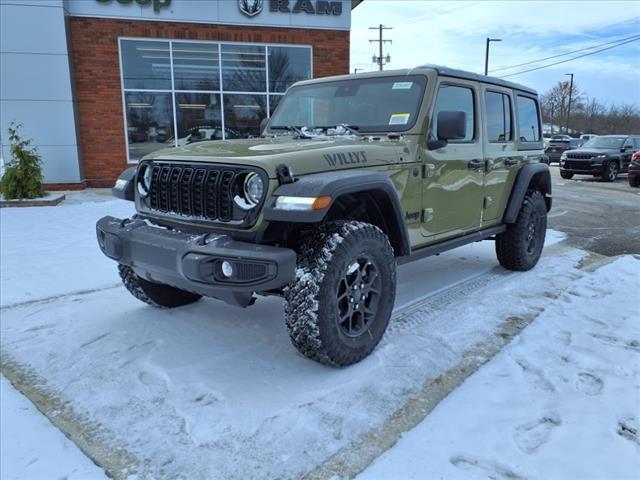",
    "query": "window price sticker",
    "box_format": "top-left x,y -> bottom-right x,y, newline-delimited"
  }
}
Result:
392,82 -> 413,90
389,113 -> 411,125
